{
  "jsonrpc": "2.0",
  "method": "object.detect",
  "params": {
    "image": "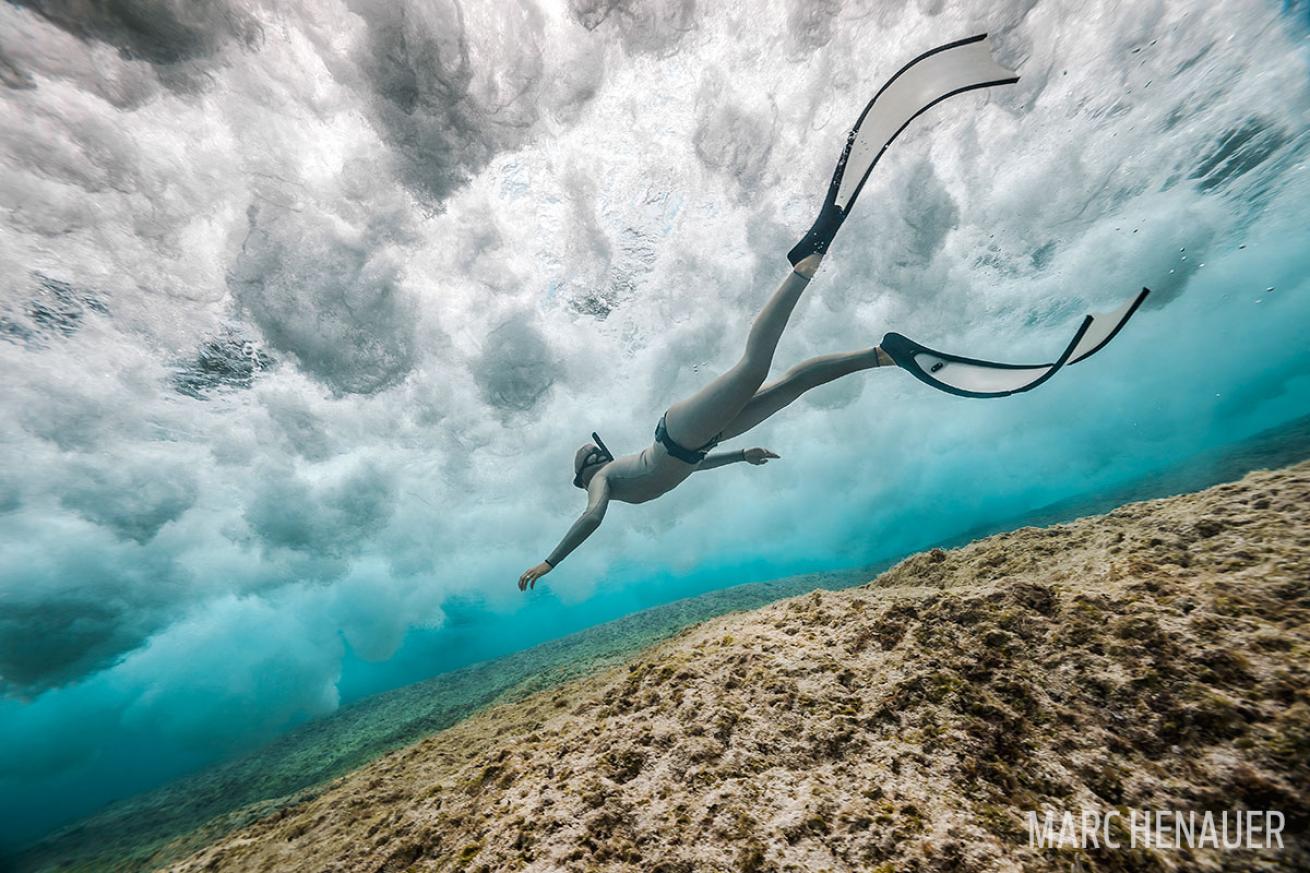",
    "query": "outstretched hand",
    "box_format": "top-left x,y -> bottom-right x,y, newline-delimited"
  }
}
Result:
743,448 -> 780,465
518,561 -> 552,591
